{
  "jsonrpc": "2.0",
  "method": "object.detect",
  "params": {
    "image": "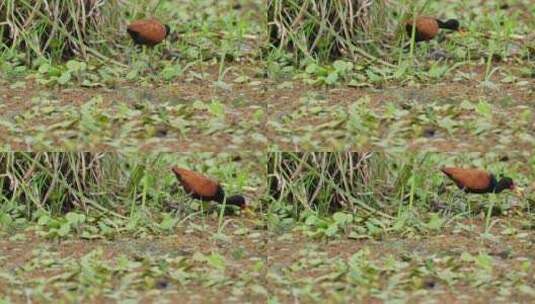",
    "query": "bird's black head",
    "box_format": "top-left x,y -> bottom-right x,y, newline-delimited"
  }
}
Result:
164,24 -> 171,38
226,195 -> 247,208
495,176 -> 515,193
442,19 -> 460,31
